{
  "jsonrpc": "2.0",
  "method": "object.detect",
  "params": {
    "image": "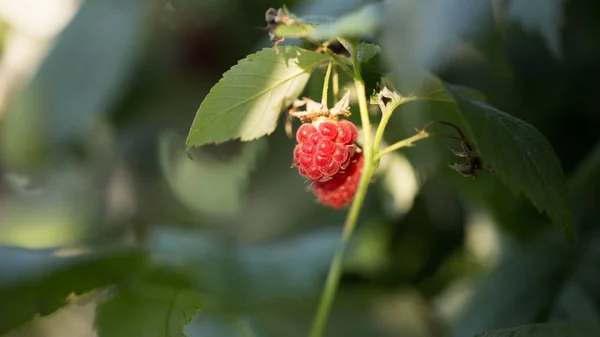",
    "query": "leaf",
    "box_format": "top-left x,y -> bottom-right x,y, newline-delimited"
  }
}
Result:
357,43 -> 383,98
186,46 -> 329,147
380,0 -> 490,93
0,246 -> 144,334
446,85 -> 574,240
95,284 -> 202,337
506,0 -> 565,57
310,3 -> 381,40
0,0 -> 144,166
475,322 -> 600,337
159,132 -> 266,219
